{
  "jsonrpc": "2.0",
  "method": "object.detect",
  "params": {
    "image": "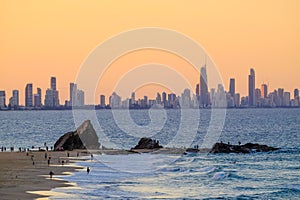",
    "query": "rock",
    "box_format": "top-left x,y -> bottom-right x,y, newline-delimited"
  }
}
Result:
210,142 -> 279,154
54,120 -> 100,151
132,137 -> 163,149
